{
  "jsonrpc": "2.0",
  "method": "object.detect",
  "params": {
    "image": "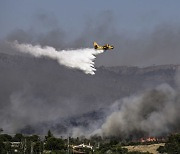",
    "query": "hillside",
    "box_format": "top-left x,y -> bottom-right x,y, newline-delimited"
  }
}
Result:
0,53 -> 179,135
